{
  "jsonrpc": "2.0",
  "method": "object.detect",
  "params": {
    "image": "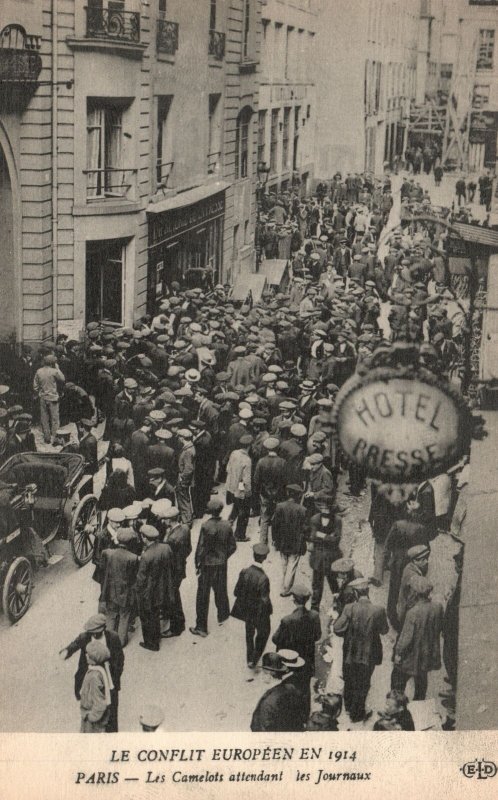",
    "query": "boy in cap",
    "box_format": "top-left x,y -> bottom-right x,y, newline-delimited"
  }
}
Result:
176,428 -> 196,526
59,613 -> 124,732
161,506 -> 192,638
253,437 -> 286,546
135,525 -> 174,651
226,433 -> 253,541
80,639 -> 112,733
99,528 -> 140,647
231,543 -> 272,669
190,498 -> 236,637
